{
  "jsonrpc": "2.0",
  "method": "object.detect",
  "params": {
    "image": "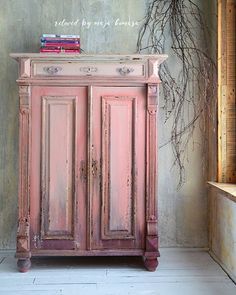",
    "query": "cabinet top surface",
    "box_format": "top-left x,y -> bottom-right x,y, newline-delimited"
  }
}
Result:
10,53 -> 168,63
